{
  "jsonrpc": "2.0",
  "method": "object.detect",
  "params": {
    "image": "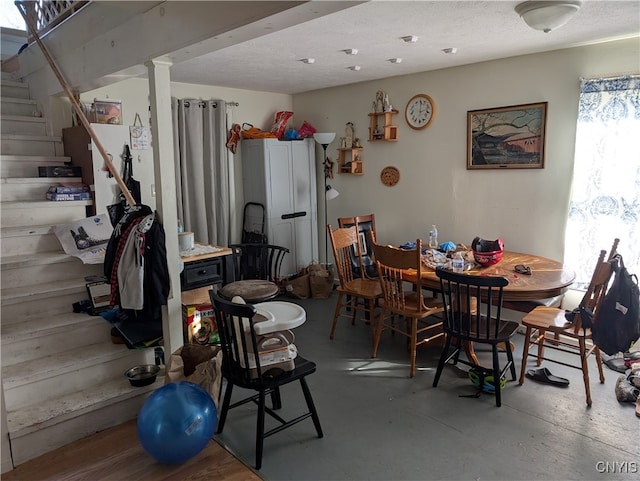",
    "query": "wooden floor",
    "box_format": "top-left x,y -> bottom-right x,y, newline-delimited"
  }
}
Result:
3,420 -> 262,481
